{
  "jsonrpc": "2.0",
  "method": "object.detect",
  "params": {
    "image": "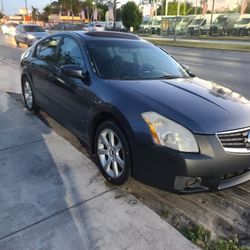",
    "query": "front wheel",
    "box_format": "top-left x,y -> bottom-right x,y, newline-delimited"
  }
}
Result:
22,78 -> 39,113
95,121 -> 131,185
